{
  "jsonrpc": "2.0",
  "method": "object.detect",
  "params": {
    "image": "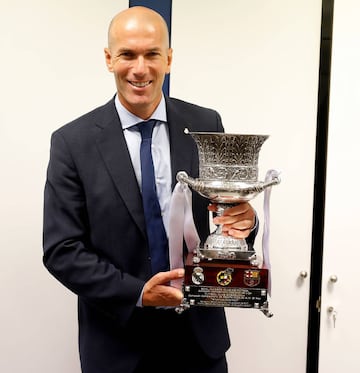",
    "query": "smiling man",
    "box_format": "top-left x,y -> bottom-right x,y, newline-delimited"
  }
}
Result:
105,8 -> 172,119
43,6 -> 257,373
